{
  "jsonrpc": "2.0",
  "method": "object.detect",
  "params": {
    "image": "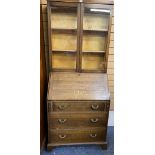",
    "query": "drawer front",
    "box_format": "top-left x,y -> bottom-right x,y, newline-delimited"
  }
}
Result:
48,112 -> 108,129
48,101 -> 110,112
48,128 -> 106,144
